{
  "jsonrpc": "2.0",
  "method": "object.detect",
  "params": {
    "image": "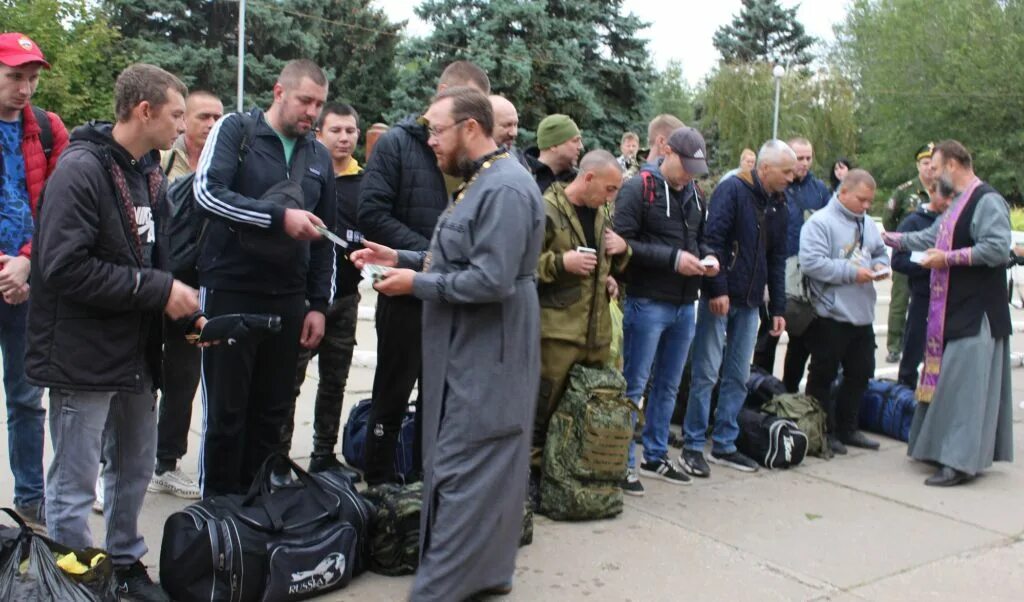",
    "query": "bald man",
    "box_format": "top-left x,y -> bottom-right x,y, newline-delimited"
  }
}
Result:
490,95 -> 527,168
